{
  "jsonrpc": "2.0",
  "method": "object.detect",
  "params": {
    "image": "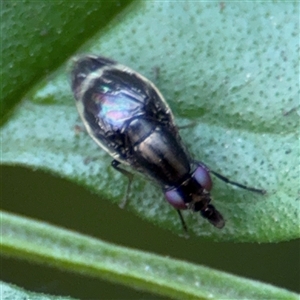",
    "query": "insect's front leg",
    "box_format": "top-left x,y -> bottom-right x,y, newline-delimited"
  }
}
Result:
111,160 -> 134,208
